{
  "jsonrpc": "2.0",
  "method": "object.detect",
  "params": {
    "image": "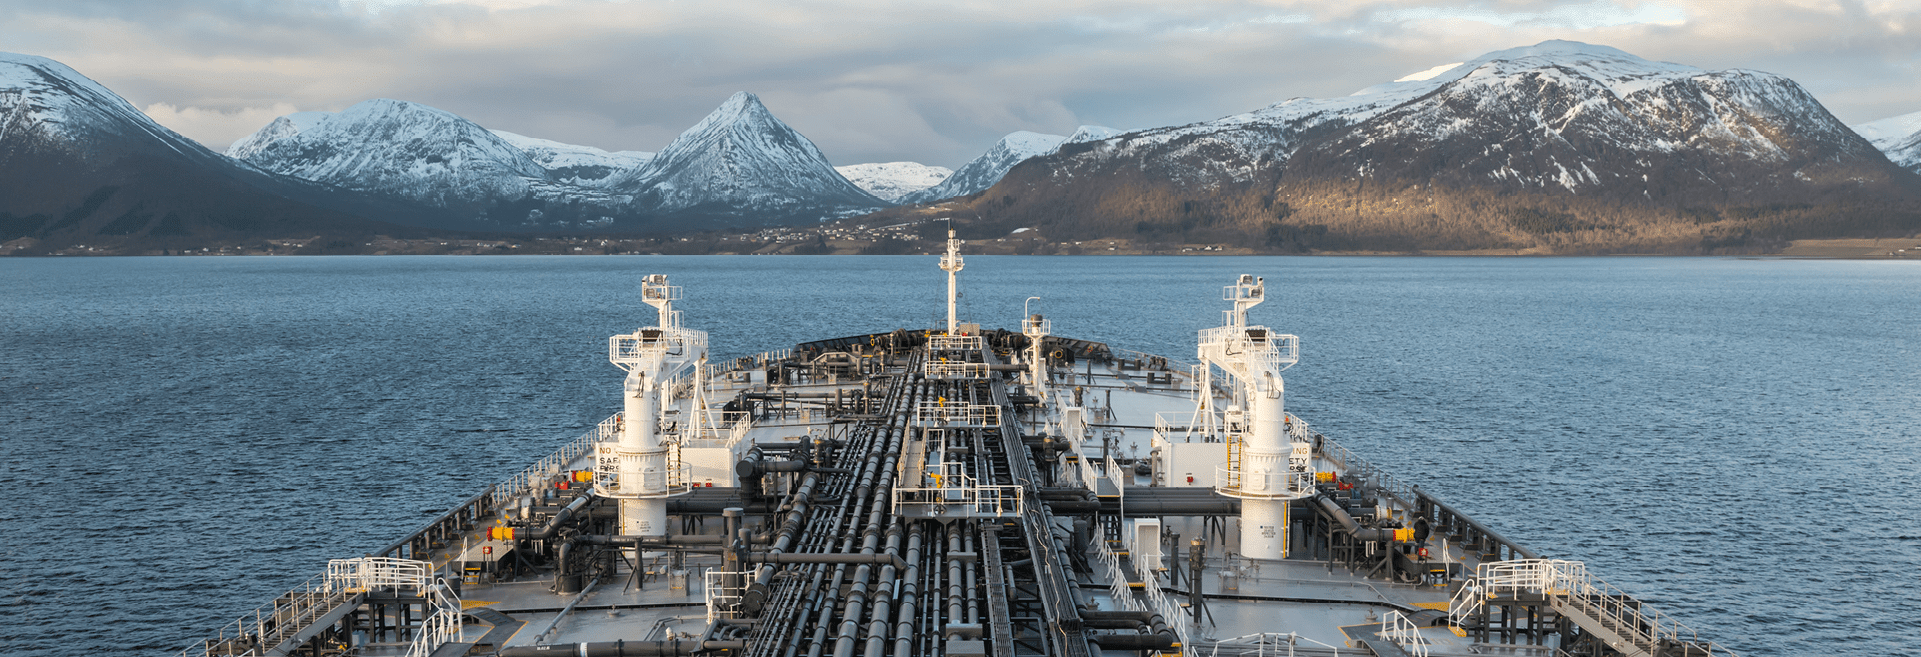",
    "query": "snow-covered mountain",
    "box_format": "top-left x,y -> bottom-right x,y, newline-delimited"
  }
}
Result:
969,40 -> 1919,252
229,100 -> 553,208
896,126 -> 1123,205
1,52 -> 403,247
1064,125 -> 1125,144
490,130 -> 653,183
897,131 -> 1067,204
1854,110 -> 1921,174
606,92 -> 885,224
835,162 -> 951,201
